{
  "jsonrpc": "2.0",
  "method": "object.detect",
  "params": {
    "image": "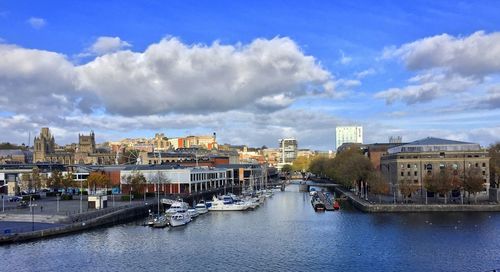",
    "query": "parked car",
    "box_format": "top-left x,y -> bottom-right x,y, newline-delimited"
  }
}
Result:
8,196 -> 22,202
17,200 -> 28,208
